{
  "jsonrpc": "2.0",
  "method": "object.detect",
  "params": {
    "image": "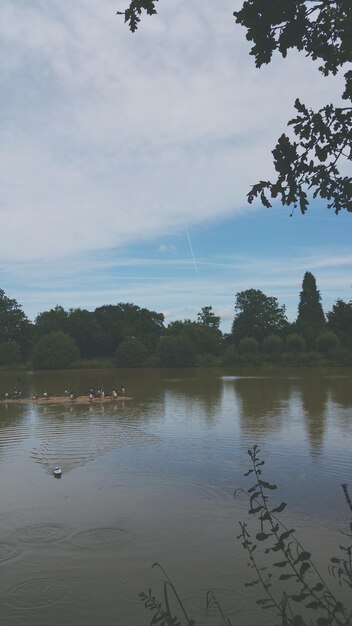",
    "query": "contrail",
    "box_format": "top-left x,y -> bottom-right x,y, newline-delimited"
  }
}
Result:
185,225 -> 200,277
